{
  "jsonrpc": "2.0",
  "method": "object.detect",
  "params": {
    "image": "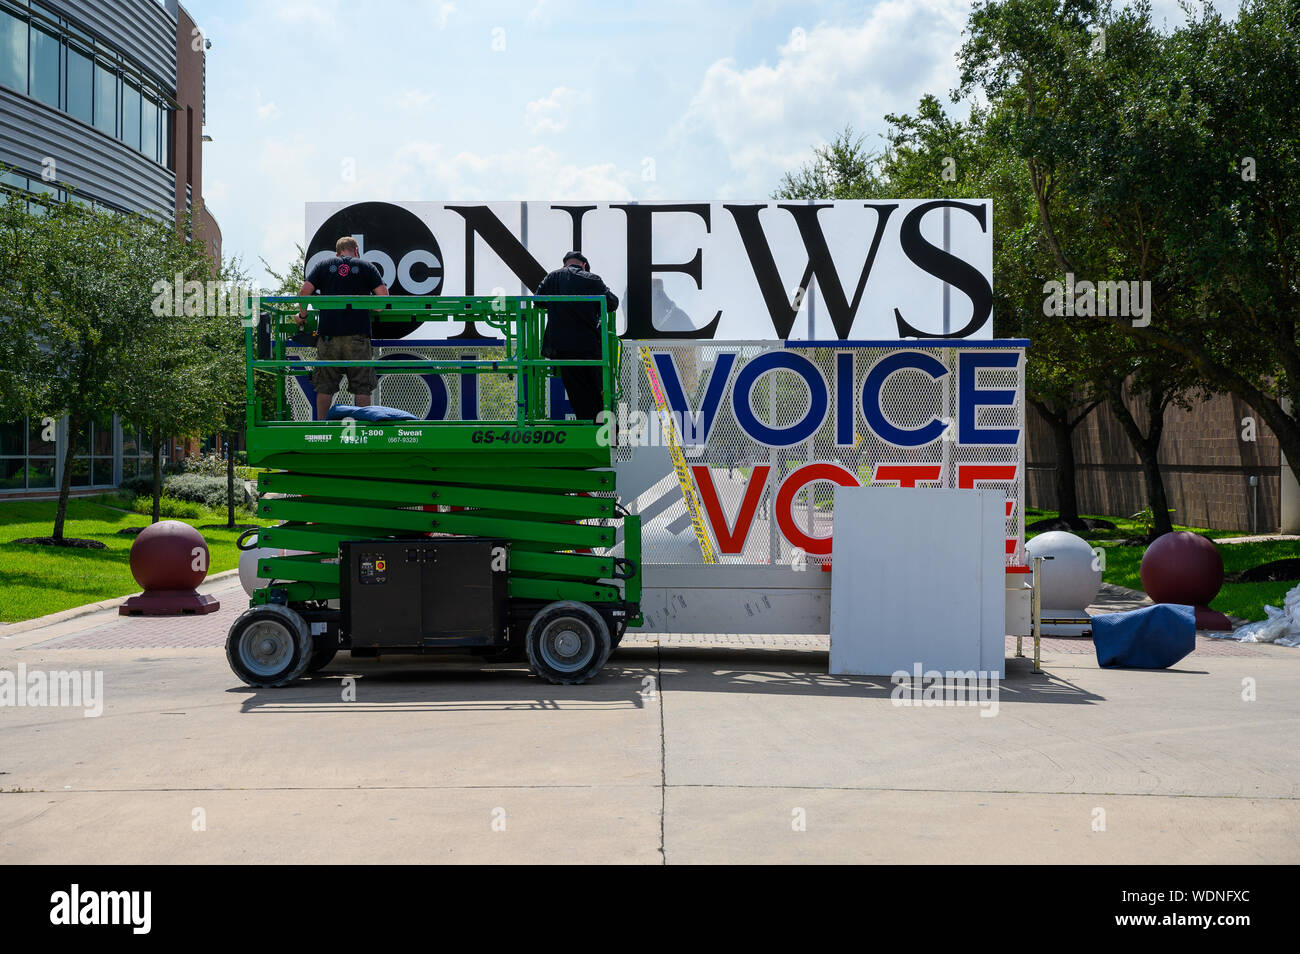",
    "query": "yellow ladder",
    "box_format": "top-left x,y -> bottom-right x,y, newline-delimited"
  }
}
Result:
638,346 -> 717,564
